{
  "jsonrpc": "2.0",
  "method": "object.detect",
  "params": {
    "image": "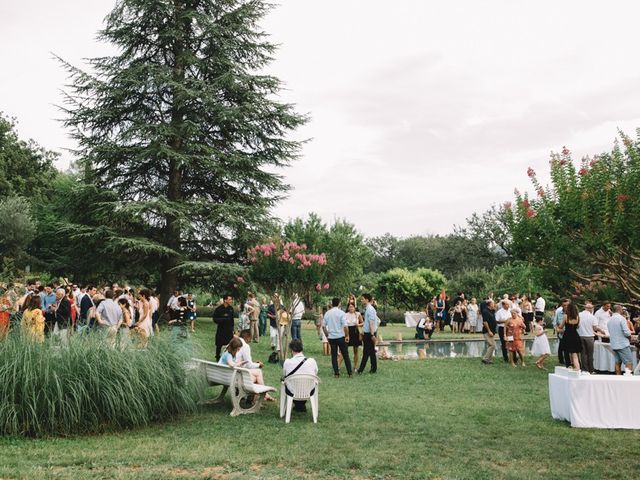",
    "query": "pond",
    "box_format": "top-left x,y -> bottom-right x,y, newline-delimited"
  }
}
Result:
383,337 -> 559,360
